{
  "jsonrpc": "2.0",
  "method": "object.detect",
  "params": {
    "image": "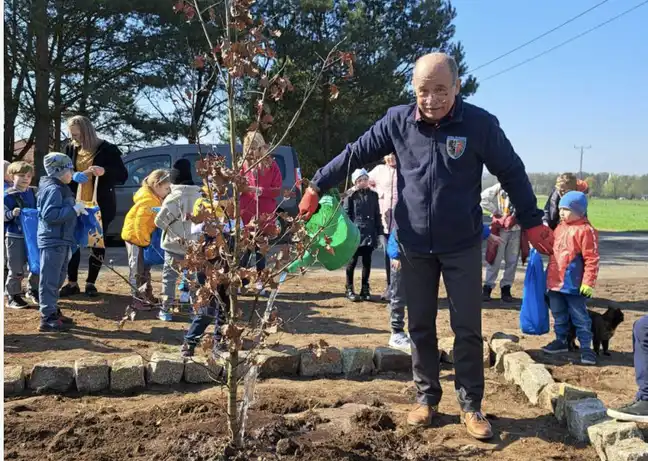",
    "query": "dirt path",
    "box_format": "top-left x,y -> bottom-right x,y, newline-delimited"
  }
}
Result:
4,370 -> 597,460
